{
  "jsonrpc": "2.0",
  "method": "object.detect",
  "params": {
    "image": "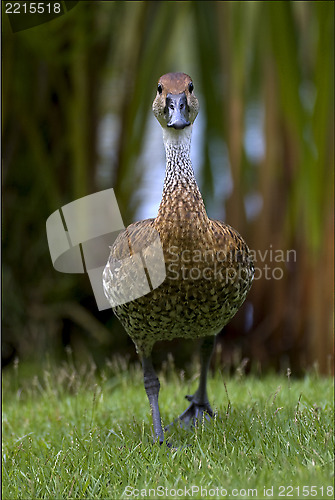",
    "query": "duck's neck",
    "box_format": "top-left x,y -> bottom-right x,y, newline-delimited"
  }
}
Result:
156,126 -> 208,223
